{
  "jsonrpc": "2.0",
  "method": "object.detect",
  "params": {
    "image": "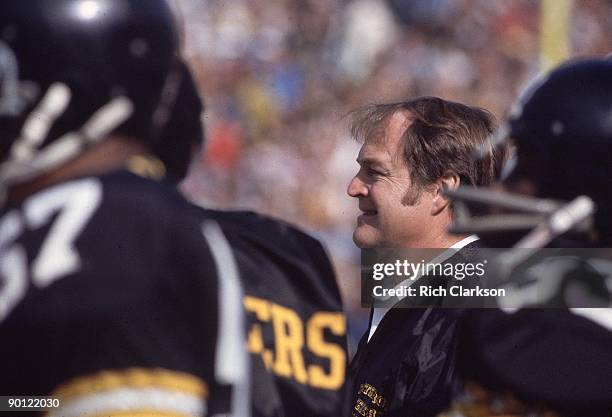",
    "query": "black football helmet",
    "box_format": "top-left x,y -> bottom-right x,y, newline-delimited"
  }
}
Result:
0,0 -> 204,188
448,57 -> 612,248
